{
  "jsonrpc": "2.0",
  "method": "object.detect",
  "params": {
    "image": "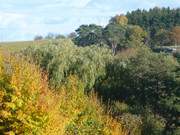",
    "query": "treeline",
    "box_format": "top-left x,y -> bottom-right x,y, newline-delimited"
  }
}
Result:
35,7 -> 180,49
68,8 -> 179,56
73,16 -> 147,55
126,7 -> 180,46
34,32 -> 76,41
127,7 -> 180,36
